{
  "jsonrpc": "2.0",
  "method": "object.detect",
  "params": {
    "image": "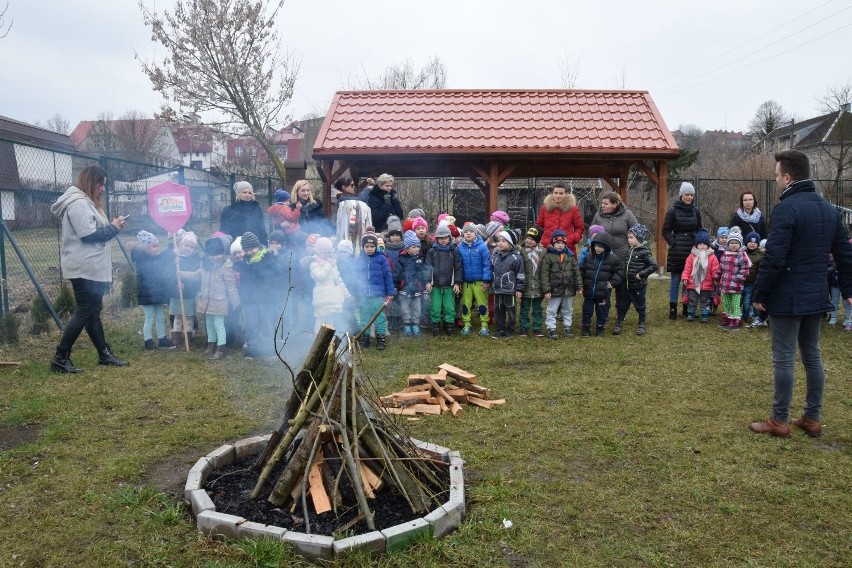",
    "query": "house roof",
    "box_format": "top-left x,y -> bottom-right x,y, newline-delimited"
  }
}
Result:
0,115 -> 74,152
313,89 -> 679,159
764,109 -> 852,148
